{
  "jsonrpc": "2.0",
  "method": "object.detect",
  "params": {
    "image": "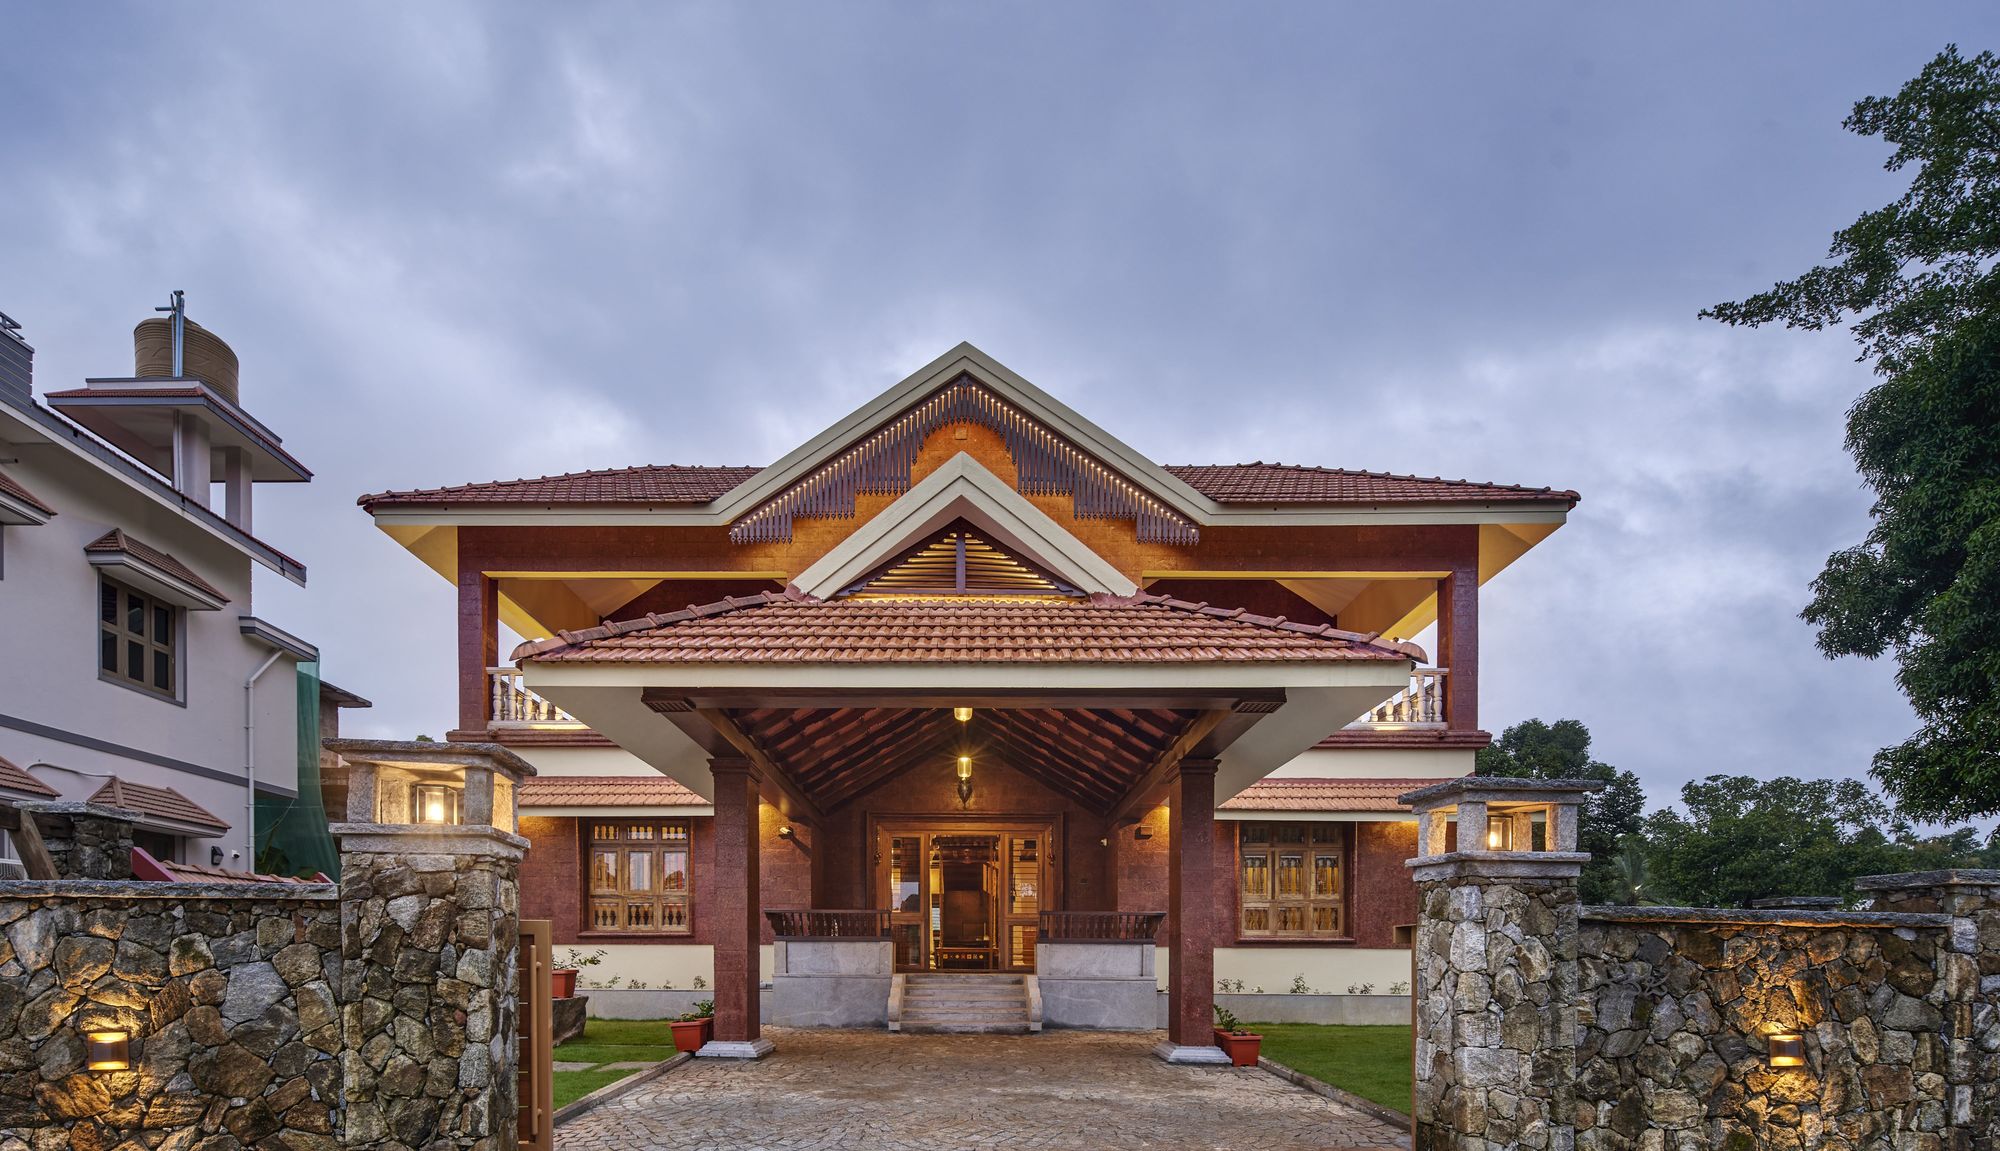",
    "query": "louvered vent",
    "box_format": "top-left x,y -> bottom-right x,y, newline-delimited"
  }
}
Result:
841,520 -> 1079,598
